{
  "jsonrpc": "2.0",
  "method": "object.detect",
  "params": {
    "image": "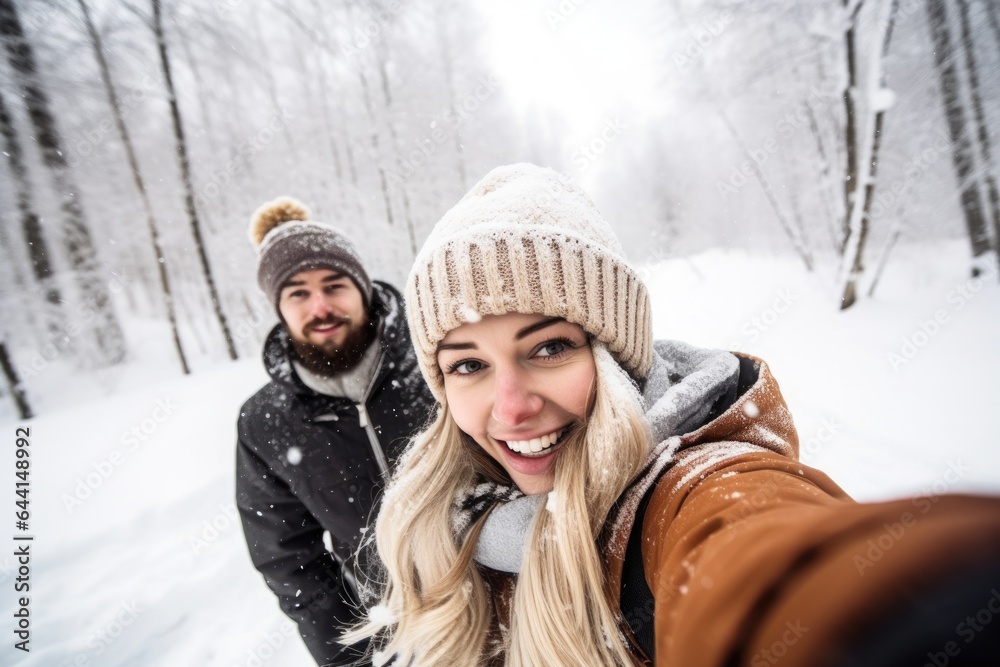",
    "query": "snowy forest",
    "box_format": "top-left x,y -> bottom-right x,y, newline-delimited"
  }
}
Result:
1,0 -> 999,417
1,0 -> 999,664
